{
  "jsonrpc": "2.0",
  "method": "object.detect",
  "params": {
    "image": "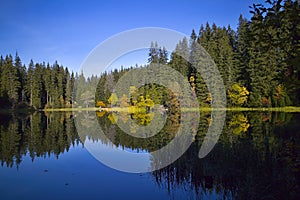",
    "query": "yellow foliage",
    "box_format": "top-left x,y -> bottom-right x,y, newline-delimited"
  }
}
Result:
228,83 -> 249,106
206,93 -> 212,104
274,84 -> 282,99
206,117 -> 211,126
189,75 -> 195,83
128,106 -> 138,113
120,94 -> 129,107
136,95 -> 154,111
129,86 -> 137,94
96,111 -> 106,117
96,101 -> 106,107
144,95 -> 154,108
107,113 -> 118,124
108,93 -> 118,105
